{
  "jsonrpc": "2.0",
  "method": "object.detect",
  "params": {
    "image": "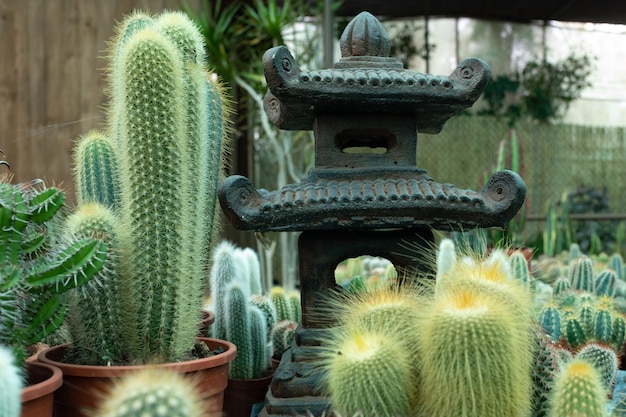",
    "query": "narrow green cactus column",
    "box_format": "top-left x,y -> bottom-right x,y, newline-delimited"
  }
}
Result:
570,256 -> 595,293
73,130 -> 120,210
64,202 -> 134,365
225,282 -> 253,379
